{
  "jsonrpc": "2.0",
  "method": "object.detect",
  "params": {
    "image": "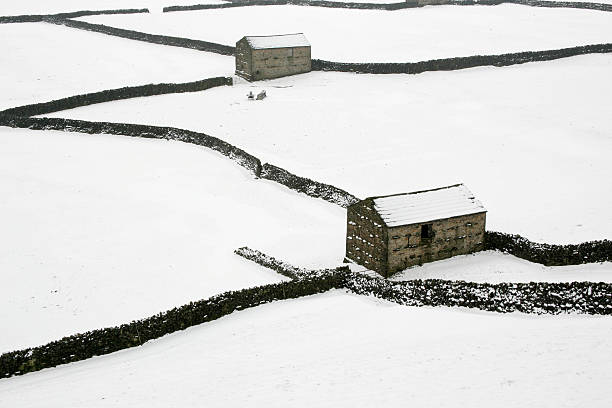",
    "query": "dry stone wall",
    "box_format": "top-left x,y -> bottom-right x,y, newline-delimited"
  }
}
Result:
45,17 -> 236,56
163,0 -> 612,12
164,0 -> 418,13
345,272 -> 612,315
3,265 -> 611,379
260,163 -> 359,207
0,114 -> 358,208
0,115 -> 263,176
1,77 -> 233,117
312,43 -> 612,74
0,8 -> 148,24
0,273 -> 342,379
485,231 -> 612,266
